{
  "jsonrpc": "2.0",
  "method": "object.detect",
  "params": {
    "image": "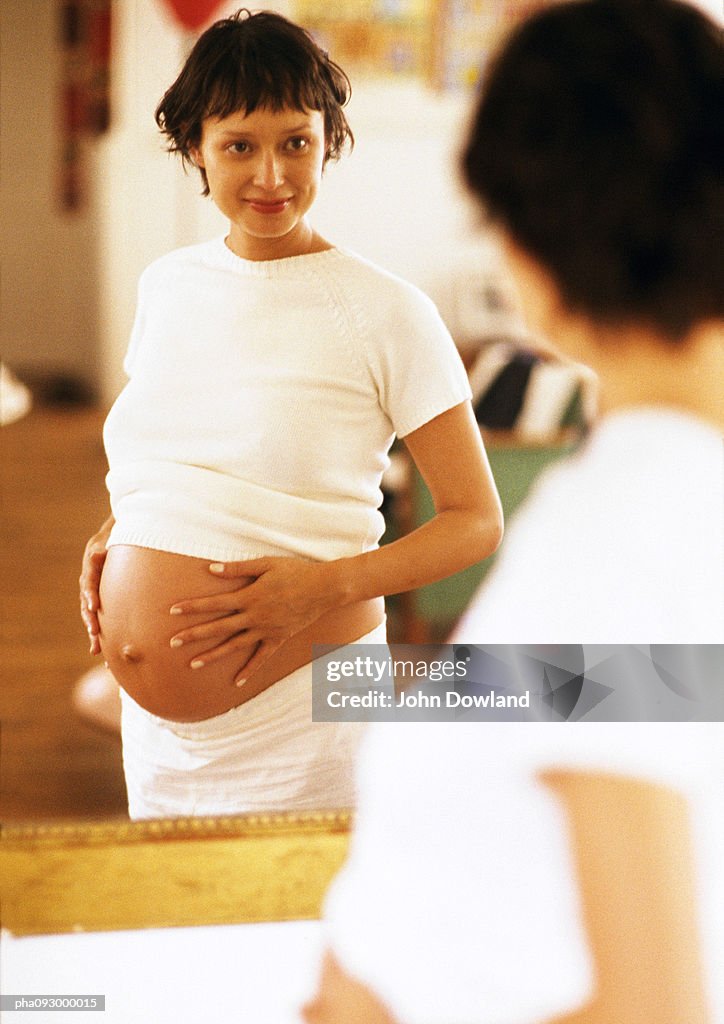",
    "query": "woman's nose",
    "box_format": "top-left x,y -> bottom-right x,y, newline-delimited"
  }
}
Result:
252,150 -> 284,189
